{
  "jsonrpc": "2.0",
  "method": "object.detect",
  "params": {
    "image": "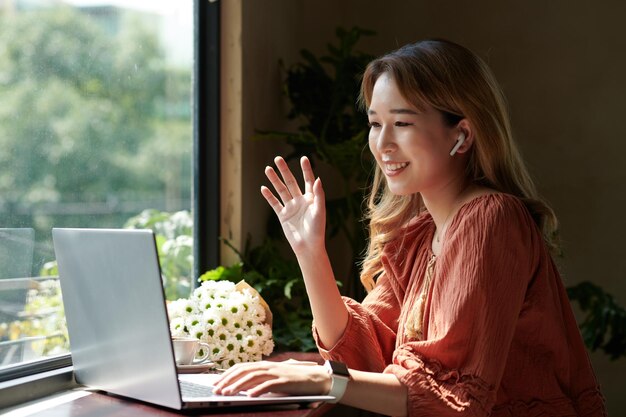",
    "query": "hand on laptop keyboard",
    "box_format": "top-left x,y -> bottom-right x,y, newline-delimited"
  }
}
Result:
180,380 -> 246,398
